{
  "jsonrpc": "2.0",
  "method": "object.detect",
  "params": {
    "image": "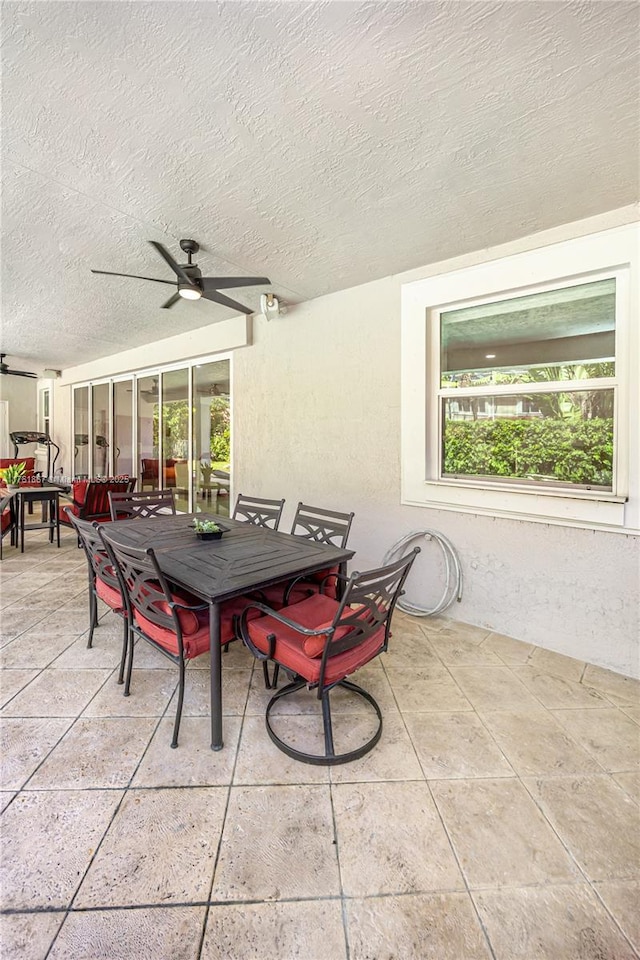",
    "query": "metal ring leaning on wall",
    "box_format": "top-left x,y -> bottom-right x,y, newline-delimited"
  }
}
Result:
382,530 -> 463,617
